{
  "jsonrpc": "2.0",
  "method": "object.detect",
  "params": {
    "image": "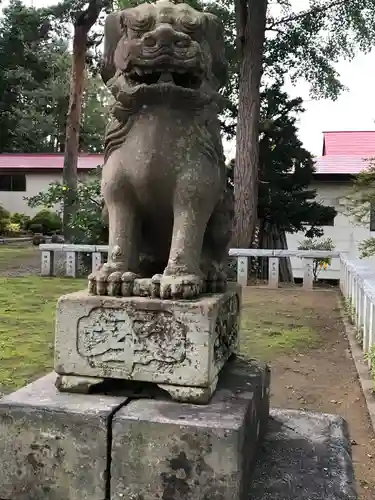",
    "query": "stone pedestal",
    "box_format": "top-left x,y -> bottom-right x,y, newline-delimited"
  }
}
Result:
0,373 -> 126,500
54,284 -> 241,403
110,357 -> 270,500
0,363 -> 358,500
